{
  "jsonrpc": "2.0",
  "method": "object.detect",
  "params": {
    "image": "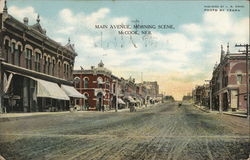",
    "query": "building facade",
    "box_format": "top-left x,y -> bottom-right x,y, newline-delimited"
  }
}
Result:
73,61 -> 115,111
0,2 -> 82,113
211,44 -> 249,111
